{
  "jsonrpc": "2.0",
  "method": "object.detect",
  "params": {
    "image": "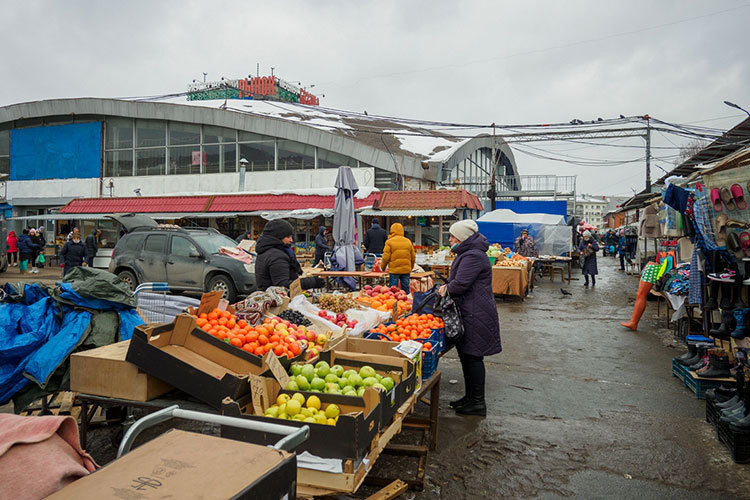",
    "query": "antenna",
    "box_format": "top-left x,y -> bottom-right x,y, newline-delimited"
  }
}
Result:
202,72 -> 207,83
